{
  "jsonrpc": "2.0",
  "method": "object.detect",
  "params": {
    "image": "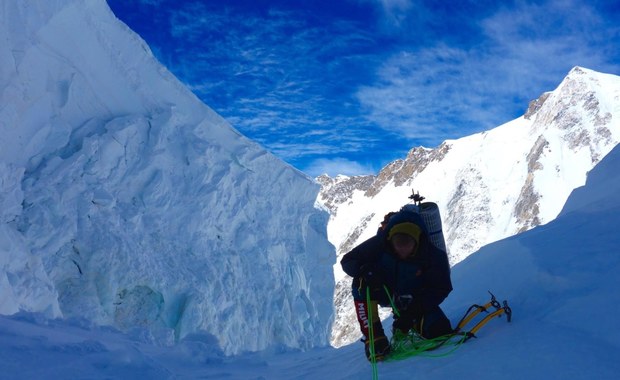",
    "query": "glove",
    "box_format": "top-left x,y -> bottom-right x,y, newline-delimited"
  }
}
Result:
359,263 -> 383,290
395,295 -> 424,320
392,296 -> 424,334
